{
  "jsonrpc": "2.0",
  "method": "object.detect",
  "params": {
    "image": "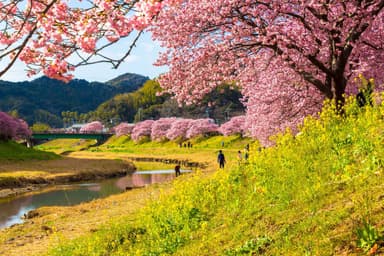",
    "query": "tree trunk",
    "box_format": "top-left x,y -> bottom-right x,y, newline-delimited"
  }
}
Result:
333,76 -> 347,114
